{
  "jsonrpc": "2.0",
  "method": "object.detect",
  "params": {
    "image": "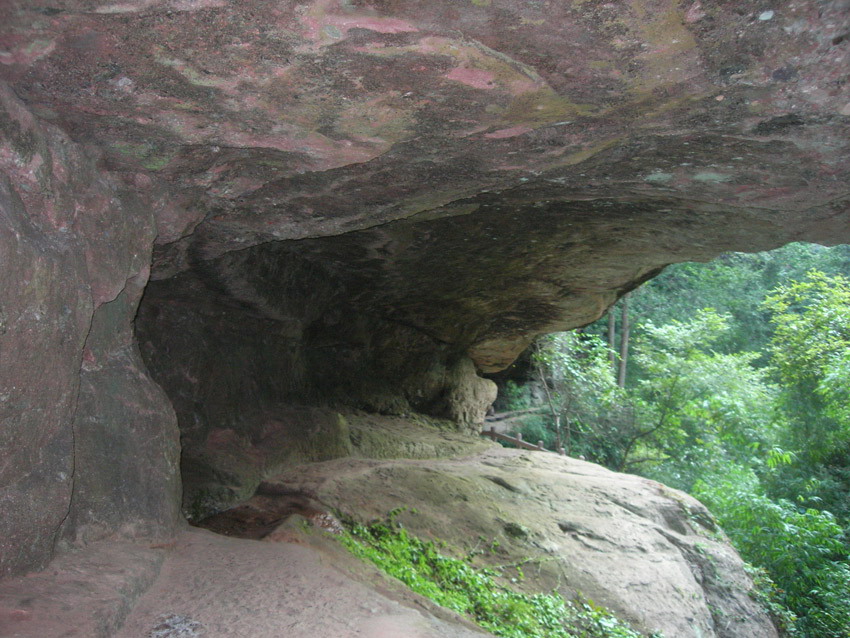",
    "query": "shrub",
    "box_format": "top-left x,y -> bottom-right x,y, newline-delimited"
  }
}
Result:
694,469 -> 850,637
